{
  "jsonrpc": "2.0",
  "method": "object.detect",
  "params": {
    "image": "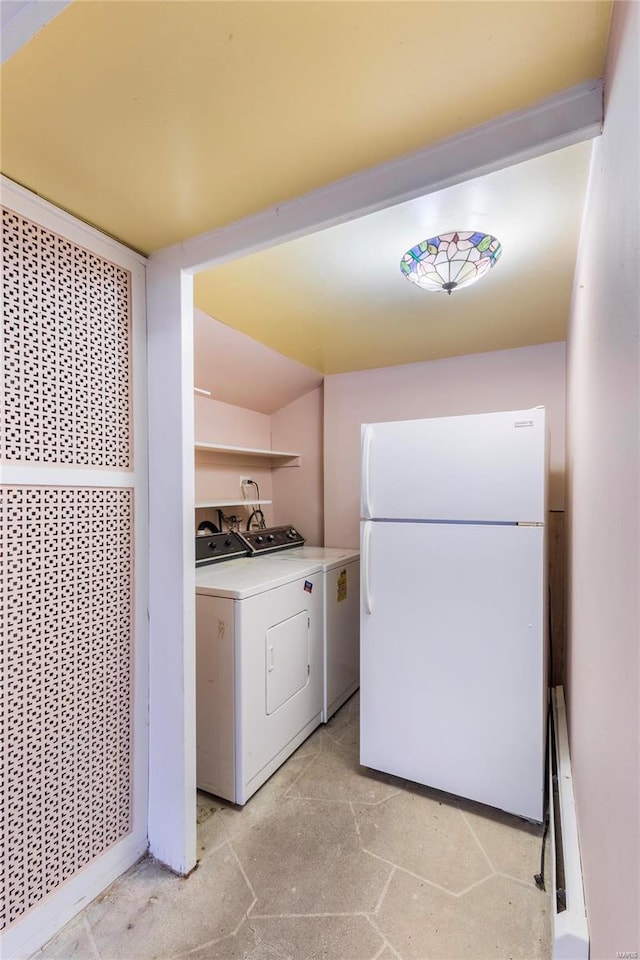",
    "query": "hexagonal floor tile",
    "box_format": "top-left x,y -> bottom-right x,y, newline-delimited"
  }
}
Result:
233,798 -> 391,915
286,738 -> 398,805
215,752 -> 316,845
32,916 -> 95,960
85,845 -> 253,959
353,788 -> 492,894
461,806 -> 544,885
333,714 -> 360,753
184,919 -> 287,960
197,789 -> 224,824
248,915 -> 384,960
323,696 -> 360,755
324,692 -> 359,736
197,791 -> 233,854
376,869 -> 550,960
288,721 -> 327,759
